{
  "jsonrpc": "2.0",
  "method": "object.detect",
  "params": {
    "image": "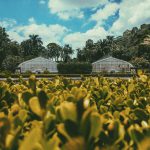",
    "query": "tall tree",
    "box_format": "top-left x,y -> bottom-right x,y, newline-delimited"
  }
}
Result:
63,44 -> 74,62
47,43 -> 62,61
21,34 -> 44,59
2,55 -> 23,72
0,27 -> 10,69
